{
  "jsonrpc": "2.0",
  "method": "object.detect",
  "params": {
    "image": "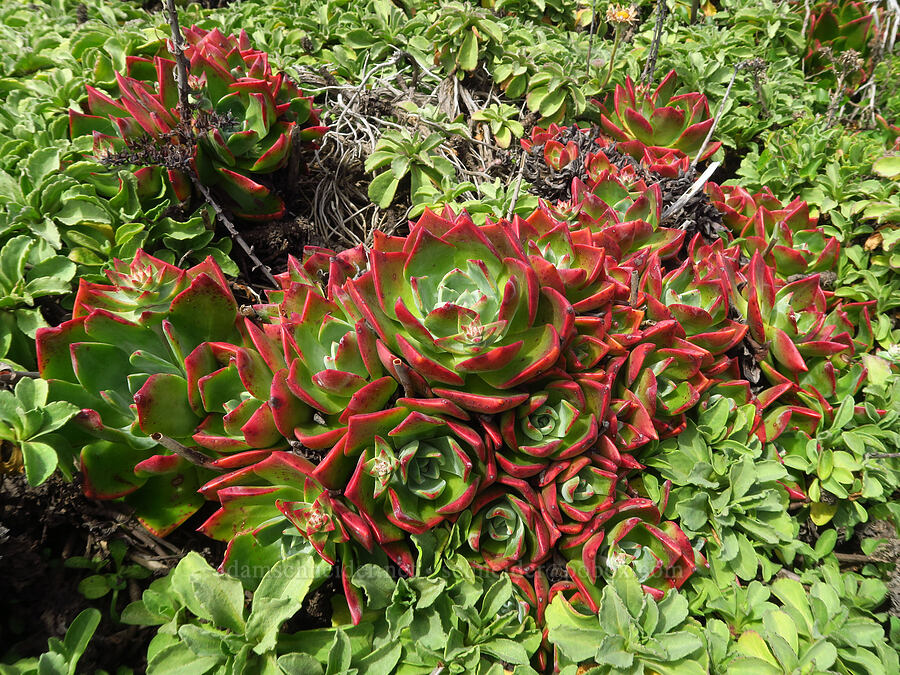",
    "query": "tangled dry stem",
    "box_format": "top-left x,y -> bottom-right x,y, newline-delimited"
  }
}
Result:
292,57 -> 517,248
